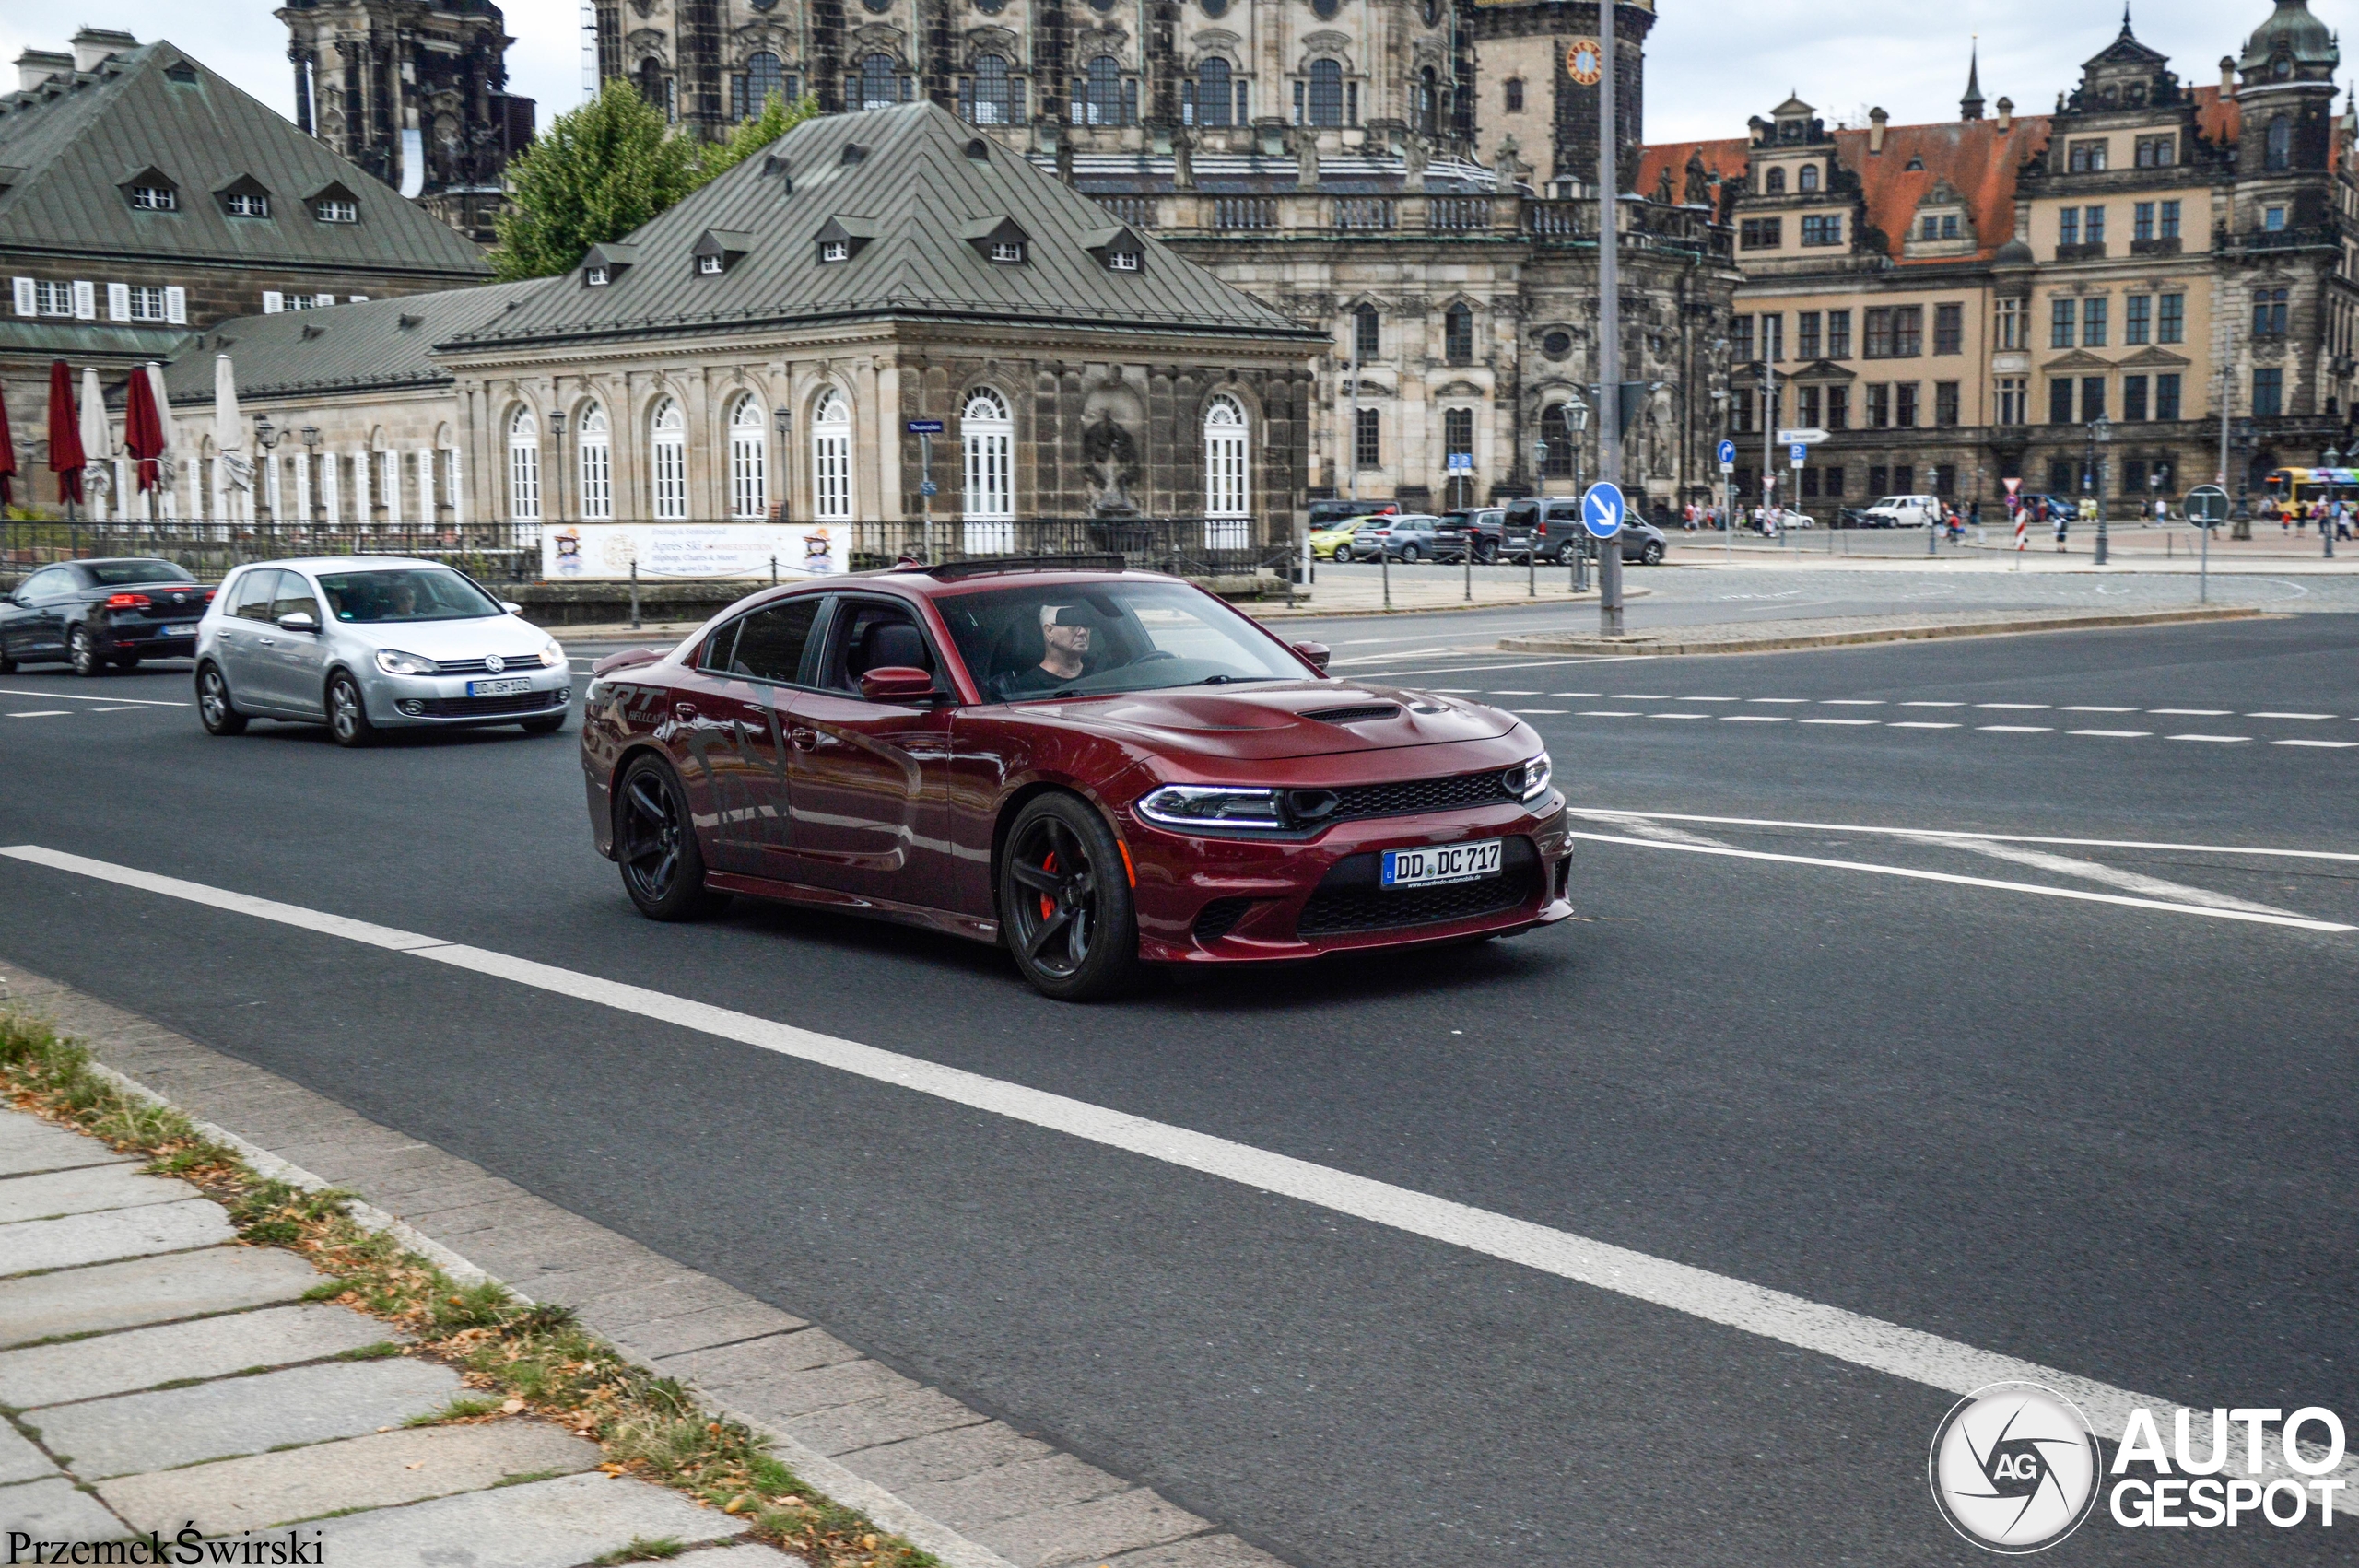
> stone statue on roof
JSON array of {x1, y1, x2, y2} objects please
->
[
  {"x1": 1652, "y1": 162, "x2": 1674, "y2": 205},
  {"x1": 1684, "y1": 150, "x2": 1711, "y2": 206}
]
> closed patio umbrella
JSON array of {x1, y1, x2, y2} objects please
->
[
  {"x1": 46, "y1": 360, "x2": 83, "y2": 508},
  {"x1": 0, "y1": 382, "x2": 17, "y2": 508},
  {"x1": 80, "y1": 365, "x2": 112, "y2": 517},
  {"x1": 144, "y1": 363, "x2": 181, "y2": 516},
  {"x1": 124, "y1": 366, "x2": 164, "y2": 497},
  {"x1": 213, "y1": 353, "x2": 252, "y2": 521}
]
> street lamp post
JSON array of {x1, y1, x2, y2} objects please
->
[
  {"x1": 1568, "y1": 396, "x2": 1591, "y2": 593},
  {"x1": 773, "y1": 405, "x2": 792, "y2": 525},
  {"x1": 2089, "y1": 415, "x2": 2112, "y2": 565},
  {"x1": 2232, "y1": 419, "x2": 2255, "y2": 538},
  {"x1": 299, "y1": 427, "x2": 320, "y2": 530},
  {"x1": 547, "y1": 407, "x2": 566, "y2": 525},
  {"x1": 2324, "y1": 444, "x2": 2342, "y2": 559}
]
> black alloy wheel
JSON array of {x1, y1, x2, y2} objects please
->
[
  {"x1": 616, "y1": 755, "x2": 729, "y2": 920},
  {"x1": 1554, "y1": 539, "x2": 1581, "y2": 566},
  {"x1": 1399, "y1": 542, "x2": 1422, "y2": 564},
  {"x1": 67, "y1": 626, "x2": 100, "y2": 677},
  {"x1": 1474, "y1": 539, "x2": 1497, "y2": 565},
  {"x1": 1000, "y1": 793, "x2": 1140, "y2": 1001},
  {"x1": 195, "y1": 663, "x2": 247, "y2": 735},
  {"x1": 326, "y1": 672, "x2": 376, "y2": 747}
]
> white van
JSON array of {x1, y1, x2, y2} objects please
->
[{"x1": 1862, "y1": 495, "x2": 1942, "y2": 528}]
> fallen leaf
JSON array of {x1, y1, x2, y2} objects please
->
[
  {"x1": 500, "y1": 1398, "x2": 525, "y2": 1414},
  {"x1": 405, "y1": 1462, "x2": 425, "y2": 1470}
]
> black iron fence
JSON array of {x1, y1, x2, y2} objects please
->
[{"x1": 1, "y1": 517, "x2": 1289, "y2": 588}]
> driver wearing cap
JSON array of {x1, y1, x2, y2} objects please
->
[{"x1": 992, "y1": 603, "x2": 1096, "y2": 701}]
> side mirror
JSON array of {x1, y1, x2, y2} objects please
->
[
  {"x1": 276, "y1": 611, "x2": 320, "y2": 633},
  {"x1": 859, "y1": 665, "x2": 942, "y2": 704},
  {"x1": 500, "y1": 601, "x2": 524, "y2": 616},
  {"x1": 1293, "y1": 640, "x2": 1331, "y2": 671}
]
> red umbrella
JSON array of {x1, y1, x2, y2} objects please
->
[
  {"x1": 123, "y1": 366, "x2": 164, "y2": 494},
  {"x1": 0, "y1": 380, "x2": 16, "y2": 508},
  {"x1": 46, "y1": 360, "x2": 83, "y2": 506}
]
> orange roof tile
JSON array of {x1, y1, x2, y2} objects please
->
[
  {"x1": 1635, "y1": 137, "x2": 1750, "y2": 204},
  {"x1": 2194, "y1": 84, "x2": 2242, "y2": 147},
  {"x1": 1834, "y1": 116, "x2": 2050, "y2": 263}
]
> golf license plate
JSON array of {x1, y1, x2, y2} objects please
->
[
  {"x1": 158, "y1": 624, "x2": 195, "y2": 637},
  {"x1": 468, "y1": 677, "x2": 532, "y2": 696},
  {"x1": 1381, "y1": 839, "x2": 1503, "y2": 889}
]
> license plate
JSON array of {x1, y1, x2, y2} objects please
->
[
  {"x1": 158, "y1": 624, "x2": 194, "y2": 637},
  {"x1": 468, "y1": 677, "x2": 532, "y2": 696},
  {"x1": 1381, "y1": 839, "x2": 1504, "y2": 889}
]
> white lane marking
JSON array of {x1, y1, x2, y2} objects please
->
[
  {"x1": 1977, "y1": 725, "x2": 2051, "y2": 733},
  {"x1": 1977, "y1": 704, "x2": 2048, "y2": 710},
  {"x1": 6, "y1": 711, "x2": 71, "y2": 719},
  {"x1": 1745, "y1": 697, "x2": 1809, "y2": 705},
  {"x1": 1674, "y1": 696, "x2": 1740, "y2": 703},
  {"x1": 2248, "y1": 712, "x2": 2334, "y2": 720},
  {"x1": 2071, "y1": 730, "x2": 2153, "y2": 738},
  {"x1": 2152, "y1": 708, "x2": 2231, "y2": 716},
  {"x1": 1887, "y1": 834, "x2": 2310, "y2": 920},
  {"x1": 1556, "y1": 830, "x2": 2353, "y2": 932},
  {"x1": 1563, "y1": 811, "x2": 2359, "y2": 864},
  {"x1": 1818, "y1": 700, "x2": 1884, "y2": 707},
  {"x1": 1488, "y1": 690, "x2": 1543, "y2": 696},
  {"x1": 1426, "y1": 688, "x2": 1479, "y2": 693},
  {"x1": 1549, "y1": 692, "x2": 1602, "y2": 697},
  {"x1": 1566, "y1": 810, "x2": 1728, "y2": 848},
  {"x1": 1899, "y1": 701, "x2": 1964, "y2": 708},
  {"x1": 2168, "y1": 734, "x2": 2251, "y2": 743},
  {"x1": 2061, "y1": 706, "x2": 2138, "y2": 713},
  {"x1": 1330, "y1": 648, "x2": 1458, "y2": 667},
  {"x1": 6, "y1": 842, "x2": 2305, "y2": 1462},
  {"x1": 1801, "y1": 719, "x2": 1879, "y2": 726},
  {"x1": 1510, "y1": 708, "x2": 1568, "y2": 716},
  {"x1": 1648, "y1": 713, "x2": 1710, "y2": 720},
  {"x1": 1889, "y1": 721, "x2": 1960, "y2": 730},
  {"x1": 1578, "y1": 710, "x2": 1643, "y2": 718},
  {"x1": 1611, "y1": 693, "x2": 1672, "y2": 700},
  {"x1": 1721, "y1": 715, "x2": 1790, "y2": 723},
  {"x1": 2275, "y1": 739, "x2": 2359, "y2": 749},
  {"x1": 87, "y1": 707, "x2": 145, "y2": 713},
  {"x1": 0, "y1": 688, "x2": 188, "y2": 708}
]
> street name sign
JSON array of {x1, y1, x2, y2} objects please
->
[
  {"x1": 906, "y1": 420, "x2": 945, "y2": 434},
  {"x1": 1776, "y1": 427, "x2": 1831, "y2": 446}
]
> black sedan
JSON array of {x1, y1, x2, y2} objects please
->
[{"x1": 0, "y1": 558, "x2": 215, "y2": 675}]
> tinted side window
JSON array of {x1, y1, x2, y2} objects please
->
[
  {"x1": 230, "y1": 570, "x2": 283, "y2": 621},
  {"x1": 1504, "y1": 501, "x2": 1538, "y2": 529},
  {"x1": 18, "y1": 568, "x2": 72, "y2": 600},
  {"x1": 728, "y1": 597, "x2": 824, "y2": 684},
  {"x1": 822, "y1": 600, "x2": 934, "y2": 695}
]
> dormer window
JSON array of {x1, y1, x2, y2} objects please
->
[
  {"x1": 962, "y1": 215, "x2": 1032, "y2": 265},
  {"x1": 990, "y1": 240, "x2": 1025, "y2": 263},
  {"x1": 227, "y1": 193, "x2": 268, "y2": 216},
  {"x1": 1084, "y1": 221, "x2": 1147, "y2": 274},
  {"x1": 164, "y1": 63, "x2": 196, "y2": 84},
  {"x1": 691, "y1": 228, "x2": 754, "y2": 276},
  {"x1": 586, "y1": 265, "x2": 610, "y2": 286},
  {"x1": 315, "y1": 197, "x2": 358, "y2": 222},
  {"x1": 820, "y1": 240, "x2": 850, "y2": 263},
  {"x1": 129, "y1": 182, "x2": 175, "y2": 211},
  {"x1": 217, "y1": 175, "x2": 273, "y2": 219},
  {"x1": 1905, "y1": 157, "x2": 1925, "y2": 171},
  {"x1": 1108, "y1": 250, "x2": 1140, "y2": 271},
  {"x1": 581, "y1": 241, "x2": 639, "y2": 284},
  {"x1": 698, "y1": 254, "x2": 723, "y2": 275}
]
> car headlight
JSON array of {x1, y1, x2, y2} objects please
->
[
  {"x1": 538, "y1": 642, "x2": 564, "y2": 668},
  {"x1": 1136, "y1": 785, "x2": 1285, "y2": 831},
  {"x1": 1507, "y1": 752, "x2": 1553, "y2": 803},
  {"x1": 375, "y1": 649, "x2": 440, "y2": 676}
]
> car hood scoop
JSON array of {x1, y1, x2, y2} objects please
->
[{"x1": 1065, "y1": 683, "x2": 1515, "y2": 760}]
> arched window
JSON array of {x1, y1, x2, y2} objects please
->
[
  {"x1": 961, "y1": 388, "x2": 1014, "y2": 547},
  {"x1": 1444, "y1": 302, "x2": 1474, "y2": 365},
  {"x1": 650, "y1": 398, "x2": 687, "y2": 521},
  {"x1": 1352, "y1": 302, "x2": 1379, "y2": 359},
  {"x1": 2267, "y1": 115, "x2": 2293, "y2": 171},
  {"x1": 1416, "y1": 67, "x2": 1437, "y2": 135},
  {"x1": 1307, "y1": 59, "x2": 1344, "y2": 128},
  {"x1": 966, "y1": 54, "x2": 1014, "y2": 124},
  {"x1": 1084, "y1": 56, "x2": 1125, "y2": 125},
  {"x1": 1203, "y1": 394, "x2": 1249, "y2": 547},
  {"x1": 577, "y1": 403, "x2": 612, "y2": 520},
  {"x1": 860, "y1": 53, "x2": 899, "y2": 111},
  {"x1": 1197, "y1": 57, "x2": 1233, "y2": 127},
  {"x1": 1798, "y1": 162, "x2": 1819, "y2": 193},
  {"x1": 812, "y1": 391, "x2": 851, "y2": 522},
  {"x1": 1539, "y1": 404, "x2": 1575, "y2": 478},
  {"x1": 728, "y1": 396, "x2": 767, "y2": 521},
  {"x1": 506, "y1": 406, "x2": 541, "y2": 522},
  {"x1": 636, "y1": 59, "x2": 670, "y2": 120},
  {"x1": 1504, "y1": 77, "x2": 1523, "y2": 113},
  {"x1": 1766, "y1": 166, "x2": 1787, "y2": 195},
  {"x1": 741, "y1": 52, "x2": 783, "y2": 119}
]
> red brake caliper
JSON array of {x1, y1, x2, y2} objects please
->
[{"x1": 1039, "y1": 851, "x2": 1058, "y2": 920}]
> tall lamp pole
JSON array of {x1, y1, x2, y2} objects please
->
[
  {"x1": 2090, "y1": 415, "x2": 2111, "y2": 565},
  {"x1": 1595, "y1": 0, "x2": 1623, "y2": 637}
]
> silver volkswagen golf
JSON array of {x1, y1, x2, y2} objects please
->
[{"x1": 194, "y1": 557, "x2": 571, "y2": 746}]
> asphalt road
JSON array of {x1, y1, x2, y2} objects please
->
[{"x1": 1, "y1": 609, "x2": 2353, "y2": 1565}]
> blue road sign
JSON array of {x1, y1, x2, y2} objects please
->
[
  {"x1": 907, "y1": 419, "x2": 945, "y2": 434},
  {"x1": 1790, "y1": 443, "x2": 1808, "y2": 465},
  {"x1": 1716, "y1": 439, "x2": 1737, "y2": 468},
  {"x1": 1447, "y1": 452, "x2": 1473, "y2": 473},
  {"x1": 919, "y1": 480, "x2": 939, "y2": 497},
  {"x1": 1581, "y1": 481, "x2": 1625, "y2": 540}
]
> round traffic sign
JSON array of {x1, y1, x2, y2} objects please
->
[
  {"x1": 2184, "y1": 484, "x2": 2229, "y2": 523},
  {"x1": 1581, "y1": 481, "x2": 1625, "y2": 540},
  {"x1": 1716, "y1": 439, "x2": 1737, "y2": 469}
]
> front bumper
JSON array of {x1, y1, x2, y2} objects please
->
[
  {"x1": 1127, "y1": 794, "x2": 1573, "y2": 965},
  {"x1": 362, "y1": 666, "x2": 572, "y2": 728}
]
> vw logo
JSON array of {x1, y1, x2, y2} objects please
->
[
  {"x1": 1929, "y1": 1382, "x2": 2101, "y2": 1553},
  {"x1": 484, "y1": 655, "x2": 505, "y2": 673}
]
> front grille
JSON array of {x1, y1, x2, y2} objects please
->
[
  {"x1": 1300, "y1": 705, "x2": 1401, "y2": 726},
  {"x1": 415, "y1": 690, "x2": 564, "y2": 718},
  {"x1": 1296, "y1": 839, "x2": 1542, "y2": 936},
  {"x1": 1191, "y1": 898, "x2": 1255, "y2": 945},
  {"x1": 1292, "y1": 769, "x2": 1515, "y2": 825},
  {"x1": 434, "y1": 656, "x2": 542, "y2": 676}
]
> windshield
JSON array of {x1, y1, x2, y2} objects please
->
[
  {"x1": 938, "y1": 580, "x2": 1312, "y2": 704},
  {"x1": 317, "y1": 568, "x2": 503, "y2": 624},
  {"x1": 83, "y1": 559, "x2": 194, "y2": 587}
]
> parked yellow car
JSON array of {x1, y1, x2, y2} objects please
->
[{"x1": 1309, "y1": 521, "x2": 1361, "y2": 560}]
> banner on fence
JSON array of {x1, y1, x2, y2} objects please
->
[{"x1": 542, "y1": 524, "x2": 843, "y2": 581}]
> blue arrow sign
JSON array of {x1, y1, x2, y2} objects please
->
[
  {"x1": 1716, "y1": 439, "x2": 1737, "y2": 468},
  {"x1": 1581, "y1": 481, "x2": 1625, "y2": 540}
]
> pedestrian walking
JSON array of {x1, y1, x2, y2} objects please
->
[{"x1": 2054, "y1": 500, "x2": 2070, "y2": 552}]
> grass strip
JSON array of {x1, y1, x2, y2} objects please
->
[{"x1": 0, "y1": 1010, "x2": 939, "y2": 1568}]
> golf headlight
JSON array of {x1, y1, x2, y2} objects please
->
[
  {"x1": 537, "y1": 642, "x2": 564, "y2": 668},
  {"x1": 375, "y1": 649, "x2": 440, "y2": 676},
  {"x1": 1508, "y1": 752, "x2": 1553, "y2": 803},
  {"x1": 1136, "y1": 785, "x2": 1285, "y2": 831}
]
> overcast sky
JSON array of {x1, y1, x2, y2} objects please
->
[{"x1": 2, "y1": 0, "x2": 2339, "y2": 146}]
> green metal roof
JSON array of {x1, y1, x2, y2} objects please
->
[
  {"x1": 158, "y1": 279, "x2": 548, "y2": 404},
  {"x1": 446, "y1": 101, "x2": 1320, "y2": 352},
  {"x1": 0, "y1": 41, "x2": 491, "y2": 279}
]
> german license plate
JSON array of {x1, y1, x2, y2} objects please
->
[
  {"x1": 159, "y1": 624, "x2": 194, "y2": 637},
  {"x1": 468, "y1": 677, "x2": 531, "y2": 696},
  {"x1": 1381, "y1": 839, "x2": 1503, "y2": 889}
]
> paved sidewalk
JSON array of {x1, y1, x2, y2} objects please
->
[
  {"x1": 0, "y1": 965, "x2": 1288, "y2": 1568},
  {"x1": 0, "y1": 1102, "x2": 792, "y2": 1568}
]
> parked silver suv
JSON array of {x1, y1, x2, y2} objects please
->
[{"x1": 194, "y1": 557, "x2": 570, "y2": 746}]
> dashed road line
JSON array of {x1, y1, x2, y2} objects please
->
[
  {"x1": 1890, "y1": 721, "x2": 1960, "y2": 730},
  {"x1": 1801, "y1": 719, "x2": 1878, "y2": 726},
  {"x1": 6, "y1": 711, "x2": 70, "y2": 719},
  {"x1": 2274, "y1": 739, "x2": 2359, "y2": 749},
  {"x1": 1574, "y1": 810, "x2": 2359, "y2": 863},
  {"x1": 1977, "y1": 704, "x2": 2048, "y2": 710},
  {"x1": 1978, "y1": 725, "x2": 2051, "y2": 733},
  {"x1": 1579, "y1": 710, "x2": 1643, "y2": 718},
  {"x1": 2071, "y1": 730, "x2": 2152, "y2": 738},
  {"x1": 2248, "y1": 712, "x2": 2334, "y2": 720},
  {"x1": 2062, "y1": 706, "x2": 2138, "y2": 713},
  {"x1": 0, "y1": 688, "x2": 188, "y2": 708},
  {"x1": 1722, "y1": 715, "x2": 1790, "y2": 722},
  {"x1": 2152, "y1": 708, "x2": 2232, "y2": 716},
  {"x1": 2168, "y1": 734, "x2": 2251, "y2": 743}
]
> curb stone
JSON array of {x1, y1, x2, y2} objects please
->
[{"x1": 1497, "y1": 603, "x2": 2265, "y2": 656}]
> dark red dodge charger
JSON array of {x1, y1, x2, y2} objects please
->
[{"x1": 581, "y1": 558, "x2": 1570, "y2": 1000}]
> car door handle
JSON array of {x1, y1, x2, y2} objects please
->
[
  {"x1": 257, "y1": 637, "x2": 277, "y2": 648},
  {"x1": 788, "y1": 726, "x2": 818, "y2": 750}
]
